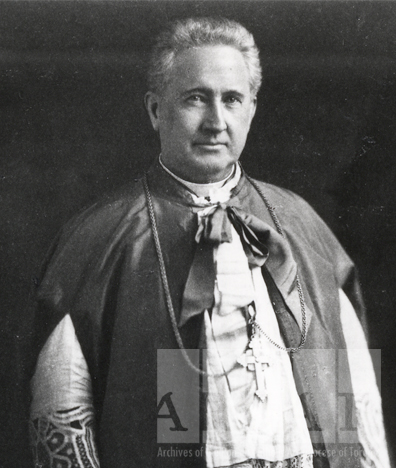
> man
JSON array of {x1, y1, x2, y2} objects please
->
[{"x1": 29, "y1": 17, "x2": 389, "y2": 468}]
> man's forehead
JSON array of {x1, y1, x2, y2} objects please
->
[{"x1": 165, "y1": 45, "x2": 251, "y2": 95}]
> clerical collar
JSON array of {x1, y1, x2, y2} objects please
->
[{"x1": 159, "y1": 156, "x2": 241, "y2": 204}]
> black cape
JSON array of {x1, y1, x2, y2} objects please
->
[{"x1": 31, "y1": 161, "x2": 365, "y2": 468}]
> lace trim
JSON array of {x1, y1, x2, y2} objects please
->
[
  {"x1": 30, "y1": 405, "x2": 100, "y2": 468},
  {"x1": 220, "y1": 454, "x2": 313, "y2": 468}
]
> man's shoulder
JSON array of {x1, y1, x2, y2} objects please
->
[
  {"x1": 247, "y1": 177, "x2": 317, "y2": 219},
  {"x1": 56, "y1": 178, "x2": 147, "y2": 251},
  {"x1": 247, "y1": 176, "x2": 356, "y2": 289},
  {"x1": 246, "y1": 176, "x2": 341, "y2": 251}
]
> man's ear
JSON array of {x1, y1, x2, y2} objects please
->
[{"x1": 144, "y1": 91, "x2": 161, "y2": 132}]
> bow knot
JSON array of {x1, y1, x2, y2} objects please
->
[
  {"x1": 179, "y1": 204, "x2": 271, "y2": 327},
  {"x1": 195, "y1": 204, "x2": 232, "y2": 245},
  {"x1": 195, "y1": 204, "x2": 269, "y2": 268}
]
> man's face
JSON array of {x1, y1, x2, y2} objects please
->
[{"x1": 145, "y1": 45, "x2": 257, "y2": 183}]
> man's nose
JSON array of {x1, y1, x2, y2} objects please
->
[{"x1": 202, "y1": 102, "x2": 227, "y2": 132}]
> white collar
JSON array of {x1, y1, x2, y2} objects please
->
[{"x1": 159, "y1": 156, "x2": 241, "y2": 205}]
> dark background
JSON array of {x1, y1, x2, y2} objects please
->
[{"x1": 1, "y1": 1, "x2": 396, "y2": 466}]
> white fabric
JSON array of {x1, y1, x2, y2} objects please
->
[
  {"x1": 30, "y1": 314, "x2": 93, "y2": 418},
  {"x1": 204, "y1": 223, "x2": 313, "y2": 468},
  {"x1": 339, "y1": 290, "x2": 391, "y2": 468}
]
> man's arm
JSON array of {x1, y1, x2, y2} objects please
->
[{"x1": 30, "y1": 314, "x2": 100, "y2": 468}]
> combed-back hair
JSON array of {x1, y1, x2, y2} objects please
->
[{"x1": 147, "y1": 17, "x2": 262, "y2": 96}]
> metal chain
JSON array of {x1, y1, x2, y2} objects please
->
[
  {"x1": 143, "y1": 172, "x2": 307, "y2": 379},
  {"x1": 143, "y1": 174, "x2": 212, "y2": 375},
  {"x1": 245, "y1": 175, "x2": 307, "y2": 353}
]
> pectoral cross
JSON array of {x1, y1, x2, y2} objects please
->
[{"x1": 237, "y1": 338, "x2": 271, "y2": 402}]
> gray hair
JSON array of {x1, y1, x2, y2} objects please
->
[{"x1": 147, "y1": 17, "x2": 262, "y2": 96}]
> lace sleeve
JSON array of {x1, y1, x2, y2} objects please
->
[
  {"x1": 30, "y1": 406, "x2": 99, "y2": 468},
  {"x1": 30, "y1": 314, "x2": 100, "y2": 468},
  {"x1": 339, "y1": 289, "x2": 391, "y2": 468}
]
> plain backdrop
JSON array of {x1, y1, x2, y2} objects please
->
[{"x1": 1, "y1": 1, "x2": 396, "y2": 466}]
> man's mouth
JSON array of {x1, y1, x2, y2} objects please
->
[{"x1": 194, "y1": 142, "x2": 227, "y2": 147}]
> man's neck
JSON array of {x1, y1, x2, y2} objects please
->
[{"x1": 159, "y1": 156, "x2": 240, "y2": 201}]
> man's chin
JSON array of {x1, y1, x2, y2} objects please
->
[{"x1": 163, "y1": 150, "x2": 237, "y2": 183}]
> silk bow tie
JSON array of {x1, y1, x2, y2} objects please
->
[{"x1": 179, "y1": 204, "x2": 270, "y2": 327}]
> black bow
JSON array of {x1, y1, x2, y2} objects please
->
[{"x1": 179, "y1": 204, "x2": 271, "y2": 327}]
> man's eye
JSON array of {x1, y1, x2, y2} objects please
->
[
  {"x1": 188, "y1": 95, "x2": 204, "y2": 103},
  {"x1": 224, "y1": 96, "x2": 241, "y2": 105}
]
